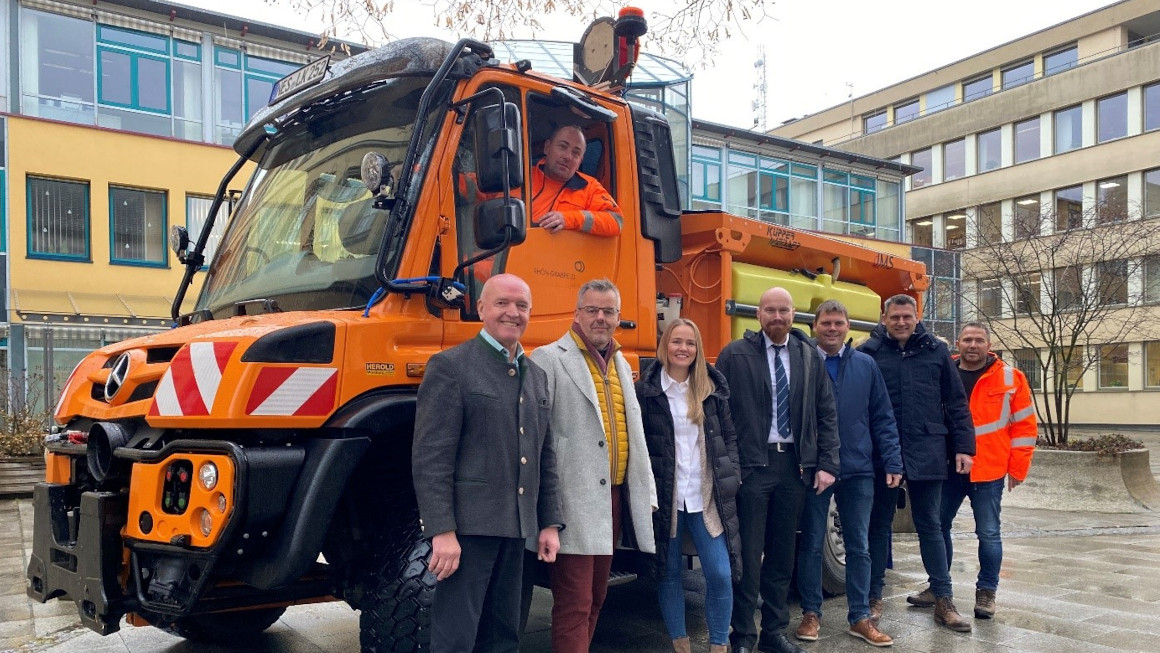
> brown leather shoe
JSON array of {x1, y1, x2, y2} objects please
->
[
  {"x1": 848, "y1": 618, "x2": 893, "y2": 647},
  {"x1": 672, "y1": 637, "x2": 692, "y2": 653},
  {"x1": 795, "y1": 612, "x2": 820, "y2": 641},
  {"x1": 709, "y1": 646, "x2": 729, "y2": 653},
  {"x1": 974, "y1": 588, "x2": 996, "y2": 619},
  {"x1": 869, "y1": 598, "x2": 884, "y2": 623},
  {"x1": 906, "y1": 586, "x2": 935, "y2": 607},
  {"x1": 934, "y1": 596, "x2": 972, "y2": 632}
]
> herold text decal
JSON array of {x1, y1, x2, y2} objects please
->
[{"x1": 365, "y1": 362, "x2": 396, "y2": 376}]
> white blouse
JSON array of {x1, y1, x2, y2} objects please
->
[{"x1": 661, "y1": 369, "x2": 704, "y2": 513}]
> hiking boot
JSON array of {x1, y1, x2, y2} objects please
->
[
  {"x1": 672, "y1": 637, "x2": 692, "y2": 653},
  {"x1": 906, "y1": 586, "x2": 936, "y2": 607},
  {"x1": 934, "y1": 596, "x2": 972, "y2": 632},
  {"x1": 869, "y1": 598, "x2": 884, "y2": 624},
  {"x1": 974, "y1": 588, "x2": 996, "y2": 619},
  {"x1": 795, "y1": 612, "x2": 820, "y2": 641},
  {"x1": 848, "y1": 618, "x2": 893, "y2": 647}
]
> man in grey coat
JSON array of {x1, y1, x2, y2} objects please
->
[
  {"x1": 413, "y1": 273, "x2": 562, "y2": 653},
  {"x1": 531, "y1": 278, "x2": 657, "y2": 653}
]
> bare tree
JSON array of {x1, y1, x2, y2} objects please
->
[
  {"x1": 0, "y1": 370, "x2": 52, "y2": 457},
  {"x1": 957, "y1": 206, "x2": 1160, "y2": 446},
  {"x1": 265, "y1": 0, "x2": 771, "y2": 63}
]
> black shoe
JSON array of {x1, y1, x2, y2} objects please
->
[{"x1": 763, "y1": 633, "x2": 807, "y2": 653}]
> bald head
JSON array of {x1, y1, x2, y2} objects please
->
[
  {"x1": 758, "y1": 287, "x2": 794, "y2": 343},
  {"x1": 478, "y1": 274, "x2": 532, "y2": 352}
]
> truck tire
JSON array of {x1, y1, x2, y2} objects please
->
[
  {"x1": 162, "y1": 606, "x2": 286, "y2": 641},
  {"x1": 359, "y1": 512, "x2": 435, "y2": 653},
  {"x1": 821, "y1": 494, "x2": 847, "y2": 596}
]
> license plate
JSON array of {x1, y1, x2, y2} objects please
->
[{"x1": 270, "y1": 55, "x2": 330, "y2": 105}]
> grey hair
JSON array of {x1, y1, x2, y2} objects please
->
[
  {"x1": 959, "y1": 321, "x2": 991, "y2": 339},
  {"x1": 814, "y1": 299, "x2": 849, "y2": 321},
  {"x1": 882, "y1": 293, "x2": 917, "y2": 314},
  {"x1": 577, "y1": 278, "x2": 621, "y2": 308}
]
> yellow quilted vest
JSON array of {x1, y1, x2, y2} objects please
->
[{"x1": 571, "y1": 331, "x2": 629, "y2": 485}]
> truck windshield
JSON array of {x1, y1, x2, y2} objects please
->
[{"x1": 196, "y1": 76, "x2": 448, "y2": 319}]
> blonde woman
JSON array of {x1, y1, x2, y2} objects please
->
[{"x1": 636, "y1": 319, "x2": 741, "y2": 653}]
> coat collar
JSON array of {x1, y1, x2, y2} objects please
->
[
  {"x1": 536, "y1": 162, "x2": 589, "y2": 190},
  {"x1": 553, "y1": 332, "x2": 604, "y2": 412}
]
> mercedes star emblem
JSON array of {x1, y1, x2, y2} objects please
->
[{"x1": 104, "y1": 352, "x2": 132, "y2": 403}]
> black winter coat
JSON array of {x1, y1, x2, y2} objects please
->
[
  {"x1": 636, "y1": 361, "x2": 742, "y2": 583},
  {"x1": 858, "y1": 322, "x2": 975, "y2": 480}
]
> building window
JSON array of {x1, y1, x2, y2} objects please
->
[
  {"x1": 1146, "y1": 168, "x2": 1160, "y2": 218},
  {"x1": 1098, "y1": 344, "x2": 1129, "y2": 389},
  {"x1": 726, "y1": 151, "x2": 791, "y2": 223},
  {"x1": 96, "y1": 26, "x2": 173, "y2": 137},
  {"x1": 943, "y1": 139, "x2": 965, "y2": 181},
  {"x1": 1144, "y1": 255, "x2": 1160, "y2": 304},
  {"x1": 1014, "y1": 349, "x2": 1042, "y2": 391},
  {"x1": 20, "y1": 9, "x2": 96, "y2": 123},
  {"x1": 977, "y1": 278, "x2": 1002, "y2": 317},
  {"x1": 1001, "y1": 61, "x2": 1034, "y2": 90},
  {"x1": 1055, "y1": 185, "x2": 1083, "y2": 231},
  {"x1": 789, "y1": 163, "x2": 818, "y2": 230},
  {"x1": 186, "y1": 195, "x2": 228, "y2": 266},
  {"x1": 1054, "y1": 266, "x2": 1082, "y2": 311},
  {"x1": 1097, "y1": 175, "x2": 1128, "y2": 223},
  {"x1": 1016, "y1": 272, "x2": 1041, "y2": 315},
  {"x1": 214, "y1": 49, "x2": 301, "y2": 145},
  {"x1": 944, "y1": 211, "x2": 966, "y2": 249},
  {"x1": 1146, "y1": 341, "x2": 1160, "y2": 388},
  {"x1": 976, "y1": 202, "x2": 1002, "y2": 244},
  {"x1": 1062, "y1": 345, "x2": 1085, "y2": 390},
  {"x1": 110, "y1": 186, "x2": 167, "y2": 266},
  {"x1": 925, "y1": 84, "x2": 956, "y2": 114},
  {"x1": 963, "y1": 76, "x2": 993, "y2": 103},
  {"x1": 1097, "y1": 259, "x2": 1129, "y2": 306},
  {"x1": 910, "y1": 218, "x2": 933, "y2": 247},
  {"x1": 876, "y1": 180, "x2": 901, "y2": 241},
  {"x1": 1044, "y1": 46, "x2": 1078, "y2": 75},
  {"x1": 690, "y1": 145, "x2": 722, "y2": 210},
  {"x1": 1146, "y1": 83, "x2": 1160, "y2": 132},
  {"x1": 1054, "y1": 105, "x2": 1082, "y2": 154},
  {"x1": 894, "y1": 98, "x2": 920, "y2": 125},
  {"x1": 28, "y1": 176, "x2": 90, "y2": 260},
  {"x1": 911, "y1": 148, "x2": 932, "y2": 188},
  {"x1": 1014, "y1": 117, "x2": 1040, "y2": 163},
  {"x1": 1014, "y1": 195, "x2": 1041, "y2": 239},
  {"x1": 977, "y1": 128, "x2": 1001, "y2": 173},
  {"x1": 1097, "y1": 92, "x2": 1128, "y2": 143},
  {"x1": 864, "y1": 111, "x2": 886, "y2": 135}
]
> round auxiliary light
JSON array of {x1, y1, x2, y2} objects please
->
[
  {"x1": 216, "y1": 493, "x2": 227, "y2": 514},
  {"x1": 198, "y1": 462, "x2": 218, "y2": 491},
  {"x1": 199, "y1": 508, "x2": 213, "y2": 537}
]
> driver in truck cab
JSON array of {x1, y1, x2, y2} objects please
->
[{"x1": 533, "y1": 125, "x2": 623, "y2": 236}]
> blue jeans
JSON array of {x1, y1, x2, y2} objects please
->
[
  {"x1": 657, "y1": 510, "x2": 733, "y2": 645},
  {"x1": 941, "y1": 474, "x2": 1004, "y2": 591},
  {"x1": 908, "y1": 479, "x2": 953, "y2": 598},
  {"x1": 797, "y1": 476, "x2": 874, "y2": 624},
  {"x1": 868, "y1": 475, "x2": 899, "y2": 601}
]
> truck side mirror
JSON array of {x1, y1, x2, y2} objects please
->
[
  {"x1": 473, "y1": 102, "x2": 523, "y2": 193},
  {"x1": 474, "y1": 197, "x2": 527, "y2": 250}
]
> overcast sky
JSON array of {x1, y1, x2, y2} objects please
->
[{"x1": 191, "y1": 0, "x2": 1117, "y2": 129}]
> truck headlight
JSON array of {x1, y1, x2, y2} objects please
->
[
  {"x1": 198, "y1": 508, "x2": 213, "y2": 536},
  {"x1": 199, "y1": 462, "x2": 218, "y2": 490}
]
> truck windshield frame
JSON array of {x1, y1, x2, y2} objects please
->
[{"x1": 194, "y1": 76, "x2": 451, "y2": 319}]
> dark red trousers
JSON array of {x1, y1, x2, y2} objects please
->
[{"x1": 548, "y1": 486, "x2": 623, "y2": 653}]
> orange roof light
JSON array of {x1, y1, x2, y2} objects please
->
[{"x1": 619, "y1": 6, "x2": 645, "y2": 17}]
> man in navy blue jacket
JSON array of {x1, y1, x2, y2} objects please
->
[
  {"x1": 795, "y1": 299, "x2": 903, "y2": 648},
  {"x1": 859, "y1": 294, "x2": 975, "y2": 633}
]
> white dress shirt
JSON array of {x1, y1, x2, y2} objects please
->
[
  {"x1": 763, "y1": 331, "x2": 793, "y2": 444},
  {"x1": 661, "y1": 369, "x2": 704, "y2": 513}
]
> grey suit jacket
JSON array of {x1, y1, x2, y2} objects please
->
[{"x1": 412, "y1": 335, "x2": 563, "y2": 539}]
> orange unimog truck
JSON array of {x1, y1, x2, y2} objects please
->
[{"x1": 27, "y1": 11, "x2": 928, "y2": 652}]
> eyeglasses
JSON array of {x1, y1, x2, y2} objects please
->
[{"x1": 579, "y1": 306, "x2": 620, "y2": 318}]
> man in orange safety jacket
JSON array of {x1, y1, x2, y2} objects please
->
[
  {"x1": 533, "y1": 125, "x2": 623, "y2": 236},
  {"x1": 911, "y1": 321, "x2": 1037, "y2": 622}
]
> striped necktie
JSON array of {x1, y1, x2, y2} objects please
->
[{"x1": 773, "y1": 344, "x2": 791, "y2": 439}]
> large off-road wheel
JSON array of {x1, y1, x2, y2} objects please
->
[
  {"x1": 821, "y1": 494, "x2": 847, "y2": 596},
  {"x1": 359, "y1": 512, "x2": 436, "y2": 653},
  {"x1": 162, "y1": 606, "x2": 286, "y2": 641}
]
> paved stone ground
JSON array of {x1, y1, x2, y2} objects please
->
[{"x1": 6, "y1": 427, "x2": 1160, "y2": 653}]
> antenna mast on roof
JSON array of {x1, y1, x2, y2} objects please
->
[{"x1": 752, "y1": 46, "x2": 767, "y2": 132}]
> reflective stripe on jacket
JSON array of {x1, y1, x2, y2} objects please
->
[{"x1": 957, "y1": 353, "x2": 1037, "y2": 483}]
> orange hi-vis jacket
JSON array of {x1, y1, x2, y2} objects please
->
[
  {"x1": 956, "y1": 353, "x2": 1037, "y2": 483},
  {"x1": 530, "y1": 164, "x2": 623, "y2": 236}
]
